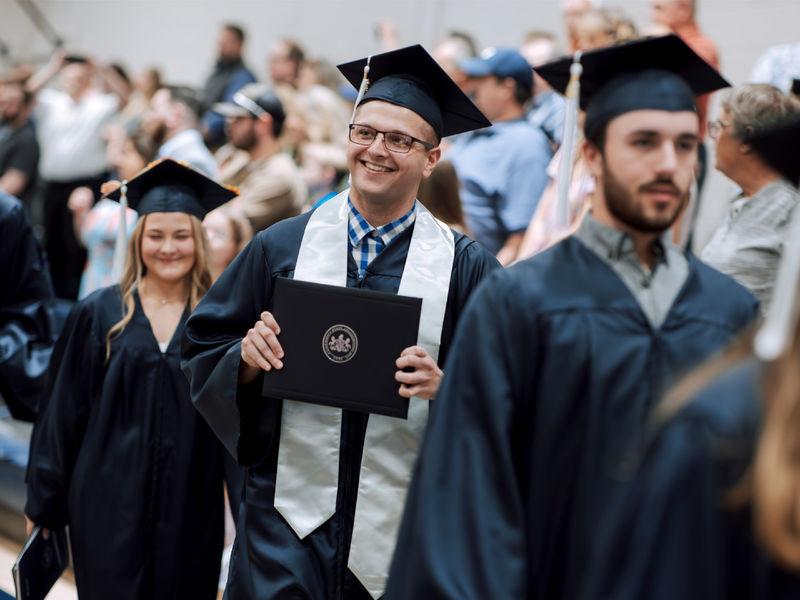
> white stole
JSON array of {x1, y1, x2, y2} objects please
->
[{"x1": 272, "y1": 189, "x2": 455, "y2": 598}]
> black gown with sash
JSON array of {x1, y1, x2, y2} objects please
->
[
  {"x1": 384, "y1": 235, "x2": 759, "y2": 600},
  {"x1": 582, "y1": 358, "x2": 800, "y2": 600},
  {"x1": 26, "y1": 286, "x2": 225, "y2": 600},
  {"x1": 181, "y1": 210, "x2": 499, "y2": 599}
]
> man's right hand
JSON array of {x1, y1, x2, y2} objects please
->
[{"x1": 239, "y1": 311, "x2": 284, "y2": 384}]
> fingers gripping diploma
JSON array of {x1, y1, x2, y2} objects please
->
[
  {"x1": 239, "y1": 311, "x2": 285, "y2": 384},
  {"x1": 395, "y1": 345, "x2": 443, "y2": 400}
]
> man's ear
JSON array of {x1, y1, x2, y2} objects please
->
[
  {"x1": 256, "y1": 113, "x2": 274, "y2": 137},
  {"x1": 422, "y1": 146, "x2": 442, "y2": 178},
  {"x1": 582, "y1": 139, "x2": 604, "y2": 179}
]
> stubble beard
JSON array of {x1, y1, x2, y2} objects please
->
[{"x1": 602, "y1": 162, "x2": 689, "y2": 234}]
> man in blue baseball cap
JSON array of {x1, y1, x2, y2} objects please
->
[{"x1": 447, "y1": 46, "x2": 552, "y2": 264}]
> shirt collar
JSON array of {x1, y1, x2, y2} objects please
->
[
  {"x1": 347, "y1": 197, "x2": 417, "y2": 247},
  {"x1": 576, "y1": 214, "x2": 670, "y2": 266}
]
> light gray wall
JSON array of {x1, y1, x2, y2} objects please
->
[
  {"x1": 1, "y1": 0, "x2": 798, "y2": 246},
  {"x1": 2, "y1": 0, "x2": 797, "y2": 86}
]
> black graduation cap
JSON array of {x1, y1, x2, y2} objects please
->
[
  {"x1": 105, "y1": 158, "x2": 237, "y2": 220},
  {"x1": 535, "y1": 34, "x2": 730, "y2": 140},
  {"x1": 337, "y1": 44, "x2": 490, "y2": 139},
  {"x1": 748, "y1": 116, "x2": 800, "y2": 186}
]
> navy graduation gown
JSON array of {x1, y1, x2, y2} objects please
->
[
  {"x1": 582, "y1": 358, "x2": 800, "y2": 600},
  {"x1": 0, "y1": 192, "x2": 57, "y2": 420},
  {"x1": 26, "y1": 286, "x2": 224, "y2": 600},
  {"x1": 181, "y1": 210, "x2": 500, "y2": 600},
  {"x1": 384, "y1": 235, "x2": 759, "y2": 600}
]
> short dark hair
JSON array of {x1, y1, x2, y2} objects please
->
[
  {"x1": 165, "y1": 85, "x2": 202, "y2": 120},
  {"x1": 224, "y1": 23, "x2": 246, "y2": 44},
  {"x1": 495, "y1": 76, "x2": 532, "y2": 107},
  {"x1": 447, "y1": 31, "x2": 478, "y2": 57},
  {"x1": 283, "y1": 38, "x2": 305, "y2": 65}
]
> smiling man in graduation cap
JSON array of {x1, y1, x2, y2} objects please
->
[
  {"x1": 181, "y1": 45, "x2": 499, "y2": 599},
  {"x1": 385, "y1": 35, "x2": 760, "y2": 600}
]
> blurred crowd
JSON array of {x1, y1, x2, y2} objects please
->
[{"x1": 0, "y1": 0, "x2": 798, "y2": 302}]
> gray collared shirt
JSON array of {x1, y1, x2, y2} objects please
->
[
  {"x1": 575, "y1": 215, "x2": 690, "y2": 329},
  {"x1": 701, "y1": 179, "x2": 799, "y2": 313}
]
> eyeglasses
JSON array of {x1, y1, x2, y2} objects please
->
[
  {"x1": 708, "y1": 119, "x2": 731, "y2": 140},
  {"x1": 348, "y1": 123, "x2": 435, "y2": 154}
]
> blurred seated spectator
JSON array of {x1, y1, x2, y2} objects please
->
[
  {"x1": 432, "y1": 31, "x2": 479, "y2": 92},
  {"x1": 26, "y1": 50, "x2": 128, "y2": 299},
  {"x1": 203, "y1": 205, "x2": 253, "y2": 282},
  {"x1": 68, "y1": 123, "x2": 156, "y2": 298},
  {"x1": 562, "y1": 0, "x2": 600, "y2": 52},
  {"x1": 701, "y1": 84, "x2": 800, "y2": 312},
  {"x1": 749, "y1": 43, "x2": 800, "y2": 94},
  {"x1": 0, "y1": 78, "x2": 39, "y2": 206},
  {"x1": 448, "y1": 47, "x2": 551, "y2": 264},
  {"x1": 120, "y1": 66, "x2": 162, "y2": 123},
  {"x1": 298, "y1": 142, "x2": 347, "y2": 208},
  {"x1": 520, "y1": 31, "x2": 565, "y2": 150},
  {"x1": 417, "y1": 160, "x2": 468, "y2": 233},
  {"x1": 516, "y1": 149, "x2": 595, "y2": 259},
  {"x1": 201, "y1": 23, "x2": 257, "y2": 149},
  {"x1": 147, "y1": 84, "x2": 219, "y2": 177},
  {"x1": 268, "y1": 38, "x2": 305, "y2": 90},
  {"x1": 213, "y1": 83, "x2": 306, "y2": 232}
]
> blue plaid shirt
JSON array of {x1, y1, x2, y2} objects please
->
[{"x1": 347, "y1": 197, "x2": 416, "y2": 278}]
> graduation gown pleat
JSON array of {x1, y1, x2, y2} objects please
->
[
  {"x1": 384, "y1": 236, "x2": 759, "y2": 600},
  {"x1": 181, "y1": 211, "x2": 500, "y2": 600},
  {"x1": 26, "y1": 286, "x2": 224, "y2": 600}
]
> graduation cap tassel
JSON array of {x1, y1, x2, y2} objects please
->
[
  {"x1": 754, "y1": 205, "x2": 800, "y2": 361},
  {"x1": 111, "y1": 181, "x2": 128, "y2": 282},
  {"x1": 349, "y1": 56, "x2": 372, "y2": 125},
  {"x1": 555, "y1": 51, "x2": 582, "y2": 228}
]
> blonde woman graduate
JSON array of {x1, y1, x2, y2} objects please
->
[{"x1": 25, "y1": 159, "x2": 236, "y2": 600}]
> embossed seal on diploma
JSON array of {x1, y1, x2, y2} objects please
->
[{"x1": 322, "y1": 325, "x2": 358, "y2": 363}]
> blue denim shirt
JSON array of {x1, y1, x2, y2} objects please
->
[{"x1": 447, "y1": 119, "x2": 551, "y2": 255}]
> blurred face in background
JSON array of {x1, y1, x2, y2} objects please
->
[
  {"x1": 202, "y1": 209, "x2": 238, "y2": 280},
  {"x1": 651, "y1": 0, "x2": 692, "y2": 30},
  {"x1": 0, "y1": 83, "x2": 26, "y2": 122},
  {"x1": 268, "y1": 41, "x2": 297, "y2": 86},
  {"x1": 226, "y1": 115, "x2": 258, "y2": 151},
  {"x1": 115, "y1": 137, "x2": 148, "y2": 181},
  {"x1": 218, "y1": 28, "x2": 243, "y2": 61},
  {"x1": 61, "y1": 62, "x2": 93, "y2": 99}
]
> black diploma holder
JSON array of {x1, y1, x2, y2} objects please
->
[
  {"x1": 12, "y1": 526, "x2": 70, "y2": 600},
  {"x1": 261, "y1": 278, "x2": 422, "y2": 418}
]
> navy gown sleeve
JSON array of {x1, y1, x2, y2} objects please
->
[
  {"x1": 0, "y1": 193, "x2": 57, "y2": 420},
  {"x1": 386, "y1": 268, "x2": 531, "y2": 599},
  {"x1": 25, "y1": 300, "x2": 101, "y2": 529},
  {"x1": 181, "y1": 236, "x2": 278, "y2": 466}
]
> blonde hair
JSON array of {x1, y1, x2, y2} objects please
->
[
  {"x1": 657, "y1": 317, "x2": 800, "y2": 570},
  {"x1": 105, "y1": 213, "x2": 211, "y2": 360}
]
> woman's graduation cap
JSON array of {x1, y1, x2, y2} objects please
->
[
  {"x1": 752, "y1": 117, "x2": 800, "y2": 361},
  {"x1": 337, "y1": 44, "x2": 491, "y2": 139},
  {"x1": 534, "y1": 34, "x2": 730, "y2": 226},
  {"x1": 104, "y1": 158, "x2": 238, "y2": 277}
]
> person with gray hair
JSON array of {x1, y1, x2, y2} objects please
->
[{"x1": 702, "y1": 84, "x2": 800, "y2": 311}]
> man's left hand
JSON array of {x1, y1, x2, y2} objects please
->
[{"x1": 395, "y1": 346, "x2": 442, "y2": 400}]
